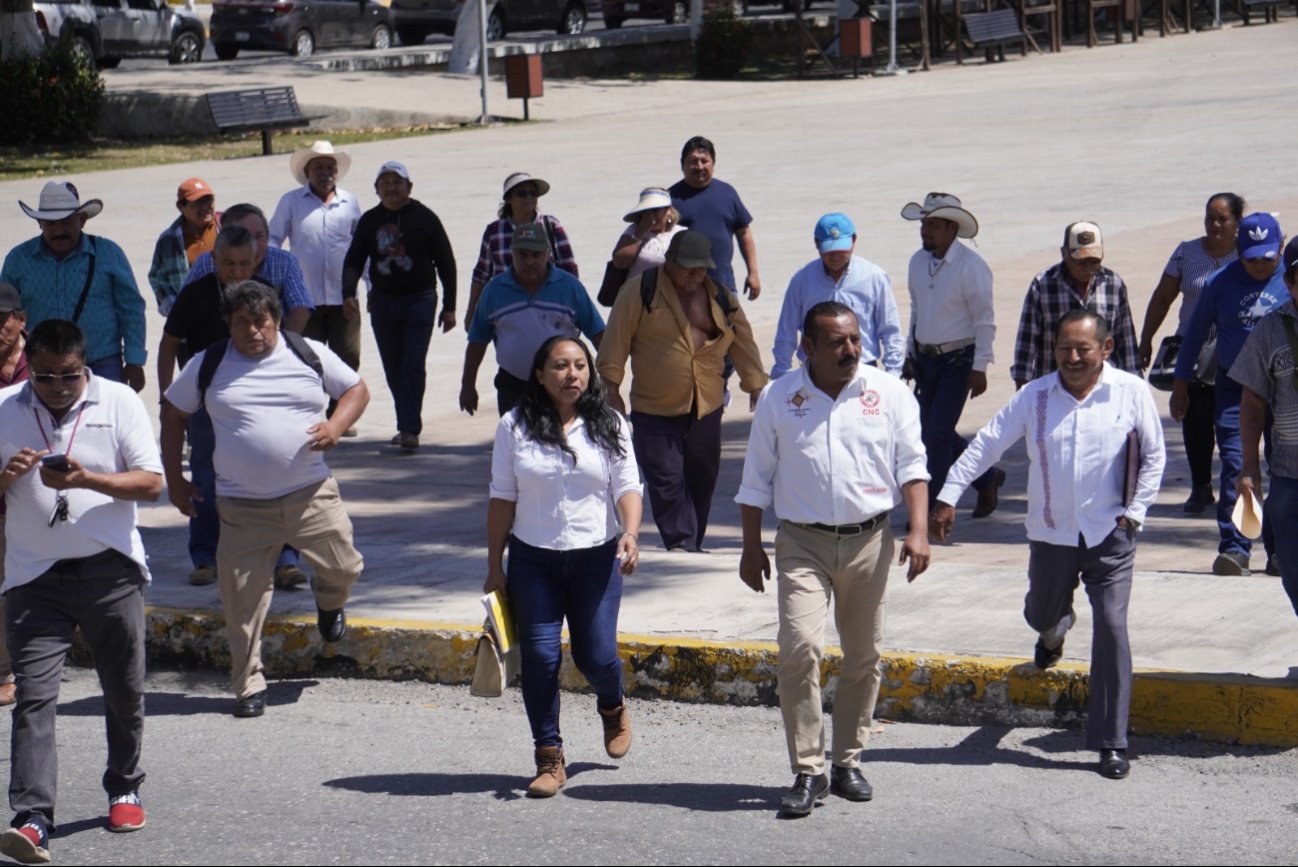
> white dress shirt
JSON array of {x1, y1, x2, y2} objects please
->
[
  {"x1": 0, "y1": 376, "x2": 162, "y2": 591},
  {"x1": 906, "y1": 240, "x2": 996, "y2": 372},
  {"x1": 269, "y1": 184, "x2": 362, "y2": 307},
  {"x1": 490, "y1": 410, "x2": 642, "y2": 550},
  {"x1": 938, "y1": 365, "x2": 1166, "y2": 547},
  {"x1": 735, "y1": 365, "x2": 929, "y2": 524},
  {"x1": 771, "y1": 256, "x2": 905, "y2": 378}
]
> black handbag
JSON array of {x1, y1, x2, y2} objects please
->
[
  {"x1": 597, "y1": 260, "x2": 630, "y2": 307},
  {"x1": 1148, "y1": 333, "x2": 1217, "y2": 391}
]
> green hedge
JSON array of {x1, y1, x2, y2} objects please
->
[
  {"x1": 694, "y1": 7, "x2": 753, "y2": 80},
  {"x1": 0, "y1": 40, "x2": 104, "y2": 144}
]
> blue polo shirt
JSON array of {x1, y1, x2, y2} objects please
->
[
  {"x1": 1175, "y1": 260, "x2": 1287, "y2": 380},
  {"x1": 467, "y1": 265, "x2": 605, "y2": 380},
  {"x1": 1, "y1": 233, "x2": 147, "y2": 366}
]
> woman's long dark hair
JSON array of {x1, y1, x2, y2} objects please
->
[{"x1": 516, "y1": 336, "x2": 626, "y2": 464}]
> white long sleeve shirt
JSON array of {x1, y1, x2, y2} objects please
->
[
  {"x1": 735, "y1": 365, "x2": 929, "y2": 524},
  {"x1": 906, "y1": 240, "x2": 996, "y2": 372},
  {"x1": 490, "y1": 410, "x2": 642, "y2": 550},
  {"x1": 269, "y1": 185, "x2": 362, "y2": 307},
  {"x1": 938, "y1": 366, "x2": 1166, "y2": 547}
]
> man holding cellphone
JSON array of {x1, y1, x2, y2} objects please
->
[{"x1": 0, "y1": 320, "x2": 162, "y2": 863}]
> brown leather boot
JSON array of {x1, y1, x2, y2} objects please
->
[
  {"x1": 599, "y1": 702, "x2": 633, "y2": 759},
  {"x1": 527, "y1": 746, "x2": 566, "y2": 798}
]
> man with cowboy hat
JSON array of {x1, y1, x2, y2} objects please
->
[
  {"x1": 770, "y1": 212, "x2": 903, "y2": 380},
  {"x1": 270, "y1": 141, "x2": 364, "y2": 381},
  {"x1": 900, "y1": 192, "x2": 1004, "y2": 516},
  {"x1": 148, "y1": 177, "x2": 220, "y2": 316},
  {"x1": 2, "y1": 182, "x2": 147, "y2": 392}
]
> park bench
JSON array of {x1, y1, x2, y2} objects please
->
[
  {"x1": 1240, "y1": 0, "x2": 1289, "y2": 22},
  {"x1": 962, "y1": 8, "x2": 1026, "y2": 61},
  {"x1": 205, "y1": 87, "x2": 326, "y2": 156}
]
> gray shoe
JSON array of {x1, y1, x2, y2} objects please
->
[{"x1": 1212, "y1": 552, "x2": 1250, "y2": 577}]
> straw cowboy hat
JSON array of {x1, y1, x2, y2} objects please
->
[
  {"x1": 290, "y1": 141, "x2": 352, "y2": 186},
  {"x1": 900, "y1": 192, "x2": 979, "y2": 239},
  {"x1": 19, "y1": 181, "x2": 103, "y2": 221}
]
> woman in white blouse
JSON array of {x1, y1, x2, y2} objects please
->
[
  {"x1": 610, "y1": 187, "x2": 685, "y2": 283},
  {"x1": 486, "y1": 335, "x2": 643, "y2": 799}
]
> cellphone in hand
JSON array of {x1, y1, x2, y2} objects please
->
[{"x1": 41, "y1": 454, "x2": 70, "y2": 472}]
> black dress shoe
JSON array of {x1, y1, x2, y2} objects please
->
[
  {"x1": 829, "y1": 765, "x2": 873, "y2": 802},
  {"x1": 971, "y1": 468, "x2": 1006, "y2": 518},
  {"x1": 778, "y1": 773, "x2": 828, "y2": 817},
  {"x1": 233, "y1": 691, "x2": 266, "y2": 718},
  {"x1": 1099, "y1": 748, "x2": 1129, "y2": 779},
  {"x1": 1033, "y1": 638, "x2": 1063, "y2": 669},
  {"x1": 1183, "y1": 484, "x2": 1214, "y2": 514},
  {"x1": 318, "y1": 606, "x2": 347, "y2": 643}
]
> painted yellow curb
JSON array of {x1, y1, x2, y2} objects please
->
[{"x1": 141, "y1": 607, "x2": 1298, "y2": 747}]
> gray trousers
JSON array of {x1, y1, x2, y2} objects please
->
[
  {"x1": 5, "y1": 549, "x2": 147, "y2": 828},
  {"x1": 1025, "y1": 526, "x2": 1135, "y2": 750}
]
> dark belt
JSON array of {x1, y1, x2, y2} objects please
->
[{"x1": 794, "y1": 513, "x2": 886, "y2": 536}]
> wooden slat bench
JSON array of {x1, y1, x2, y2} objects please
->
[
  {"x1": 206, "y1": 87, "x2": 327, "y2": 156},
  {"x1": 962, "y1": 8, "x2": 1027, "y2": 61}
]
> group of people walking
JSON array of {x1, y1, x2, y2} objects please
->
[{"x1": 0, "y1": 126, "x2": 1293, "y2": 857}]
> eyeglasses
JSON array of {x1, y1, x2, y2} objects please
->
[
  {"x1": 31, "y1": 371, "x2": 84, "y2": 385},
  {"x1": 48, "y1": 492, "x2": 68, "y2": 527}
]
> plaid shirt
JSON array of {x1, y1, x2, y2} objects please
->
[
  {"x1": 148, "y1": 216, "x2": 190, "y2": 315},
  {"x1": 1011, "y1": 262, "x2": 1140, "y2": 383},
  {"x1": 184, "y1": 246, "x2": 314, "y2": 314},
  {"x1": 470, "y1": 214, "x2": 578, "y2": 286}
]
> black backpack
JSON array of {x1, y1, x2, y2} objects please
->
[
  {"x1": 196, "y1": 331, "x2": 323, "y2": 407},
  {"x1": 637, "y1": 266, "x2": 735, "y2": 321}
]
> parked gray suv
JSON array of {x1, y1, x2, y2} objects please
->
[{"x1": 34, "y1": 0, "x2": 206, "y2": 67}]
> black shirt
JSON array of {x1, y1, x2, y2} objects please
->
[{"x1": 343, "y1": 199, "x2": 457, "y2": 310}]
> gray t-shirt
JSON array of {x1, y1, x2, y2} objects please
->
[
  {"x1": 1164, "y1": 239, "x2": 1238, "y2": 335},
  {"x1": 1229, "y1": 300, "x2": 1298, "y2": 480},
  {"x1": 166, "y1": 337, "x2": 361, "y2": 498}
]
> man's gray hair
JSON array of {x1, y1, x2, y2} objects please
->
[
  {"x1": 220, "y1": 280, "x2": 281, "y2": 323},
  {"x1": 214, "y1": 224, "x2": 255, "y2": 254}
]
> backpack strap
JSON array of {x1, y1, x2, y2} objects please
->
[
  {"x1": 638, "y1": 266, "x2": 660, "y2": 312},
  {"x1": 196, "y1": 332, "x2": 324, "y2": 408},
  {"x1": 196, "y1": 339, "x2": 229, "y2": 409}
]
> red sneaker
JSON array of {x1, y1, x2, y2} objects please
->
[
  {"x1": 108, "y1": 792, "x2": 145, "y2": 833},
  {"x1": 0, "y1": 819, "x2": 50, "y2": 864}
]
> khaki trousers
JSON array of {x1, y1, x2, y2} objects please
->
[
  {"x1": 775, "y1": 520, "x2": 892, "y2": 775},
  {"x1": 216, "y1": 477, "x2": 363, "y2": 698}
]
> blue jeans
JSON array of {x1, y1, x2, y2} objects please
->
[
  {"x1": 1215, "y1": 378, "x2": 1275, "y2": 559},
  {"x1": 88, "y1": 355, "x2": 123, "y2": 383},
  {"x1": 368, "y1": 289, "x2": 437, "y2": 436},
  {"x1": 912, "y1": 346, "x2": 996, "y2": 503},
  {"x1": 507, "y1": 536, "x2": 624, "y2": 749},
  {"x1": 187, "y1": 408, "x2": 298, "y2": 571},
  {"x1": 1265, "y1": 475, "x2": 1298, "y2": 615}
]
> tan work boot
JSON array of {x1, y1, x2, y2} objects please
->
[
  {"x1": 599, "y1": 702, "x2": 633, "y2": 759},
  {"x1": 527, "y1": 746, "x2": 566, "y2": 798}
]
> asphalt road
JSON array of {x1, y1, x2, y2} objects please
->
[{"x1": 15, "y1": 668, "x2": 1297, "y2": 865}]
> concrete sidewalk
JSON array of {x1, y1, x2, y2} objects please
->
[{"x1": 7, "y1": 19, "x2": 1298, "y2": 744}]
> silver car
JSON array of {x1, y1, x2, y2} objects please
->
[{"x1": 34, "y1": 0, "x2": 206, "y2": 67}]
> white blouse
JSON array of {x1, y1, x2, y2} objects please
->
[
  {"x1": 618, "y1": 224, "x2": 686, "y2": 280},
  {"x1": 490, "y1": 409, "x2": 642, "y2": 550}
]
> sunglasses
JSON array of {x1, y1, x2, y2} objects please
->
[
  {"x1": 511, "y1": 188, "x2": 541, "y2": 198},
  {"x1": 31, "y1": 371, "x2": 85, "y2": 385}
]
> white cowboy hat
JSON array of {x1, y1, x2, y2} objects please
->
[
  {"x1": 1232, "y1": 487, "x2": 1263, "y2": 539},
  {"x1": 19, "y1": 181, "x2": 103, "y2": 221},
  {"x1": 623, "y1": 187, "x2": 672, "y2": 222},
  {"x1": 900, "y1": 192, "x2": 979, "y2": 239},
  {"x1": 502, "y1": 171, "x2": 550, "y2": 198},
  {"x1": 290, "y1": 141, "x2": 351, "y2": 186}
]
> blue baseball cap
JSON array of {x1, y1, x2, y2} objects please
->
[
  {"x1": 1238, "y1": 212, "x2": 1283, "y2": 260},
  {"x1": 814, "y1": 213, "x2": 856, "y2": 253}
]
